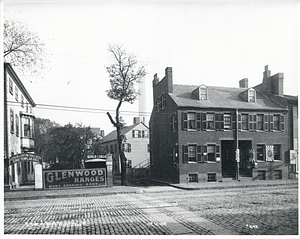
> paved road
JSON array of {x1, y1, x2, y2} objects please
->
[{"x1": 4, "y1": 183, "x2": 298, "y2": 235}]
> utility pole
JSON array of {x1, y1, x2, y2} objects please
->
[{"x1": 235, "y1": 109, "x2": 240, "y2": 181}]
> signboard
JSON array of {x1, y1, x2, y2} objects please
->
[
  {"x1": 44, "y1": 168, "x2": 106, "y2": 189},
  {"x1": 235, "y1": 149, "x2": 240, "y2": 162},
  {"x1": 10, "y1": 153, "x2": 41, "y2": 164}
]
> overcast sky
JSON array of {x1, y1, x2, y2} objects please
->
[{"x1": 2, "y1": 1, "x2": 298, "y2": 135}]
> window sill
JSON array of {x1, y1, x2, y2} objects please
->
[{"x1": 187, "y1": 129, "x2": 197, "y2": 132}]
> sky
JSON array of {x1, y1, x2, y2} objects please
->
[{"x1": 2, "y1": 0, "x2": 299, "y2": 135}]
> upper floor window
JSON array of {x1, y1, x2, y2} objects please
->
[
  {"x1": 21, "y1": 95, "x2": 24, "y2": 108},
  {"x1": 224, "y1": 114, "x2": 231, "y2": 129},
  {"x1": 248, "y1": 89, "x2": 256, "y2": 102},
  {"x1": 15, "y1": 87, "x2": 18, "y2": 101},
  {"x1": 273, "y1": 144, "x2": 281, "y2": 160},
  {"x1": 171, "y1": 114, "x2": 178, "y2": 132},
  {"x1": 199, "y1": 87, "x2": 207, "y2": 100},
  {"x1": 122, "y1": 143, "x2": 131, "y2": 153},
  {"x1": 161, "y1": 93, "x2": 166, "y2": 109},
  {"x1": 16, "y1": 114, "x2": 19, "y2": 137},
  {"x1": 273, "y1": 115, "x2": 280, "y2": 131},
  {"x1": 206, "y1": 113, "x2": 215, "y2": 130},
  {"x1": 9, "y1": 78, "x2": 13, "y2": 95},
  {"x1": 10, "y1": 109, "x2": 14, "y2": 133},
  {"x1": 257, "y1": 114, "x2": 264, "y2": 130},
  {"x1": 241, "y1": 114, "x2": 249, "y2": 130},
  {"x1": 132, "y1": 130, "x2": 148, "y2": 138}
]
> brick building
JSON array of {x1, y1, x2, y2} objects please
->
[
  {"x1": 149, "y1": 66, "x2": 295, "y2": 183},
  {"x1": 4, "y1": 63, "x2": 37, "y2": 189}
]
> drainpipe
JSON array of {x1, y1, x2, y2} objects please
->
[{"x1": 235, "y1": 109, "x2": 240, "y2": 181}]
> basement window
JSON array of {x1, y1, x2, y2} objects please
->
[{"x1": 188, "y1": 173, "x2": 198, "y2": 182}]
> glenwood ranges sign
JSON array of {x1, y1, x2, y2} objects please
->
[{"x1": 44, "y1": 168, "x2": 106, "y2": 189}]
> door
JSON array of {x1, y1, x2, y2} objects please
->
[
  {"x1": 221, "y1": 141, "x2": 236, "y2": 178},
  {"x1": 239, "y1": 140, "x2": 252, "y2": 177}
]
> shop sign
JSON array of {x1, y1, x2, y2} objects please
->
[
  {"x1": 44, "y1": 168, "x2": 106, "y2": 189},
  {"x1": 10, "y1": 153, "x2": 41, "y2": 164}
]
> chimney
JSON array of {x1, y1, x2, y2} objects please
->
[
  {"x1": 239, "y1": 78, "x2": 248, "y2": 88},
  {"x1": 263, "y1": 65, "x2": 271, "y2": 80},
  {"x1": 133, "y1": 117, "x2": 141, "y2": 124},
  {"x1": 152, "y1": 73, "x2": 159, "y2": 87},
  {"x1": 271, "y1": 73, "x2": 284, "y2": 96},
  {"x1": 165, "y1": 67, "x2": 173, "y2": 93}
]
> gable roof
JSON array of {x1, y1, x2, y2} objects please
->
[
  {"x1": 102, "y1": 122, "x2": 148, "y2": 143},
  {"x1": 170, "y1": 84, "x2": 287, "y2": 111}
]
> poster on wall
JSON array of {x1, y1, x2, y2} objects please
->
[{"x1": 44, "y1": 168, "x2": 106, "y2": 189}]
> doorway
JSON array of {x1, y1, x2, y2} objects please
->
[
  {"x1": 238, "y1": 140, "x2": 252, "y2": 177},
  {"x1": 221, "y1": 140, "x2": 236, "y2": 178}
]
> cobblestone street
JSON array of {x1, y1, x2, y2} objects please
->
[{"x1": 3, "y1": 182, "x2": 298, "y2": 235}]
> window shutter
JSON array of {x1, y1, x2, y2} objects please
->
[
  {"x1": 232, "y1": 114, "x2": 236, "y2": 129},
  {"x1": 238, "y1": 113, "x2": 242, "y2": 130},
  {"x1": 196, "y1": 113, "x2": 201, "y2": 130},
  {"x1": 215, "y1": 114, "x2": 220, "y2": 130},
  {"x1": 181, "y1": 112, "x2": 187, "y2": 131},
  {"x1": 202, "y1": 113, "x2": 207, "y2": 130},
  {"x1": 183, "y1": 145, "x2": 188, "y2": 163},
  {"x1": 175, "y1": 114, "x2": 178, "y2": 132},
  {"x1": 269, "y1": 114, "x2": 274, "y2": 131},
  {"x1": 253, "y1": 115, "x2": 257, "y2": 130},
  {"x1": 203, "y1": 145, "x2": 208, "y2": 162},
  {"x1": 129, "y1": 144, "x2": 131, "y2": 153},
  {"x1": 197, "y1": 145, "x2": 202, "y2": 162},
  {"x1": 281, "y1": 115, "x2": 284, "y2": 131},
  {"x1": 249, "y1": 115, "x2": 253, "y2": 130},
  {"x1": 220, "y1": 113, "x2": 224, "y2": 130},
  {"x1": 264, "y1": 114, "x2": 269, "y2": 131},
  {"x1": 216, "y1": 144, "x2": 220, "y2": 158}
]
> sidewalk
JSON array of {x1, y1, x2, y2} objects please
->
[{"x1": 4, "y1": 178, "x2": 298, "y2": 201}]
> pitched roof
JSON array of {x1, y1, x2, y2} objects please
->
[
  {"x1": 102, "y1": 123, "x2": 147, "y2": 143},
  {"x1": 170, "y1": 84, "x2": 287, "y2": 110}
]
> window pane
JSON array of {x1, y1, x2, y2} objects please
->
[
  {"x1": 188, "y1": 145, "x2": 196, "y2": 161},
  {"x1": 274, "y1": 115, "x2": 280, "y2": 130},
  {"x1": 224, "y1": 114, "x2": 231, "y2": 129},
  {"x1": 188, "y1": 113, "x2": 196, "y2": 129},
  {"x1": 207, "y1": 114, "x2": 214, "y2": 129},
  {"x1": 257, "y1": 145, "x2": 264, "y2": 161},
  {"x1": 257, "y1": 115, "x2": 264, "y2": 130},
  {"x1": 242, "y1": 114, "x2": 248, "y2": 130}
]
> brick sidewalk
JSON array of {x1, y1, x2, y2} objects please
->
[{"x1": 4, "y1": 178, "x2": 298, "y2": 201}]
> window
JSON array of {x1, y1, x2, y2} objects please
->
[
  {"x1": 187, "y1": 113, "x2": 196, "y2": 130},
  {"x1": 142, "y1": 130, "x2": 148, "y2": 138},
  {"x1": 161, "y1": 93, "x2": 166, "y2": 109},
  {"x1": 189, "y1": 173, "x2": 198, "y2": 182},
  {"x1": 10, "y1": 109, "x2": 14, "y2": 133},
  {"x1": 132, "y1": 130, "x2": 139, "y2": 138},
  {"x1": 188, "y1": 145, "x2": 197, "y2": 162},
  {"x1": 257, "y1": 145, "x2": 265, "y2": 161},
  {"x1": 273, "y1": 145, "x2": 281, "y2": 160},
  {"x1": 110, "y1": 145, "x2": 113, "y2": 153},
  {"x1": 249, "y1": 115, "x2": 257, "y2": 131},
  {"x1": 9, "y1": 78, "x2": 13, "y2": 94},
  {"x1": 122, "y1": 143, "x2": 131, "y2": 153},
  {"x1": 200, "y1": 87, "x2": 207, "y2": 100},
  {"x1": 207, "y1": 173, "x2": 216, "y2": 182},
  {"x1": 21, "y1": 95, "x2": 24, "y2": 108},
  {"x1": 207, "y1": 145, "x2": 216, "y2": 162},
  {"x1": 257, "y1": 114, "x2": 264, "y2": 130},
  {"x1": 273, "y1": 115, "x2": 280, "y2": 130},
  {"x1": 274, "y1": 170, "x2": 282, "y2": 179},
  {"x1": 206, "y1": 113, "x2": 215, "y2": 130},
  {"x1": 171, "y1": 114, "x2": 177, "y2": 132},
  {"x1": 155, "y1": 97, "x2": 160, "y2": 112},
  {"x1": 16, "y1": 114, "x2": 19, "y2": 137},
  {"x1": 224, "y1": 114, "x2": 231, "y2": 130},
  {"x1": 248, "y1": 90, "x2": 256, "y2": 102},
  {"x1": 241, "y1": 114, "x2": 249, "y2": 130},
  {"x1": 15, "y1": 87, "x2": 18, "y2": 101},
  {"x1": 183, "y1": 145, "x2": 199, "y2": 163},
  {"x1": 258, "y1": 170, "x2": 266, "y2": 180},
  {"x1": 126, "y1": 160, "x2": 132, "y2": 168}
]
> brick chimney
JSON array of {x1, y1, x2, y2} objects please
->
[
  {"x1": 152, "y1": 73, "x2": 159, "y2": 87},
  {"x1": 271, "y1": 73, "x2": 284, "y2": 96},
  {"x1": 165, "y1": 67, "x2": 173, "y2": 93},
  {"x1": 239, "y1": 78, "x2": 248, "y2": 88}
]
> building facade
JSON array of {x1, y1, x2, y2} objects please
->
[
  {"x1": 102, "y1": 117, "x2": 150, "y2": 174},
  {"x1": 4, "y1": 63, "x2": 36, "y2": 189},
  {"x1": 150, "y1": 66, "x2": 295, "y2": 184}
]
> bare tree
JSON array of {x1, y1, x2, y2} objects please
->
[
  {"x1": 3, "y1": 19, "x2": 49, "y2": 79},
  {"x1": 106, "y1": 43, "x2": 147, "y2": 186}
]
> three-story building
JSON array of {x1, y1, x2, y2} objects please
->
[
  {"x1": 150, "y1": 66, "x2": 294, "y2": 183},
  {"x1": 4, "y1": 63, "x2": 36, "y2": 189}
]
